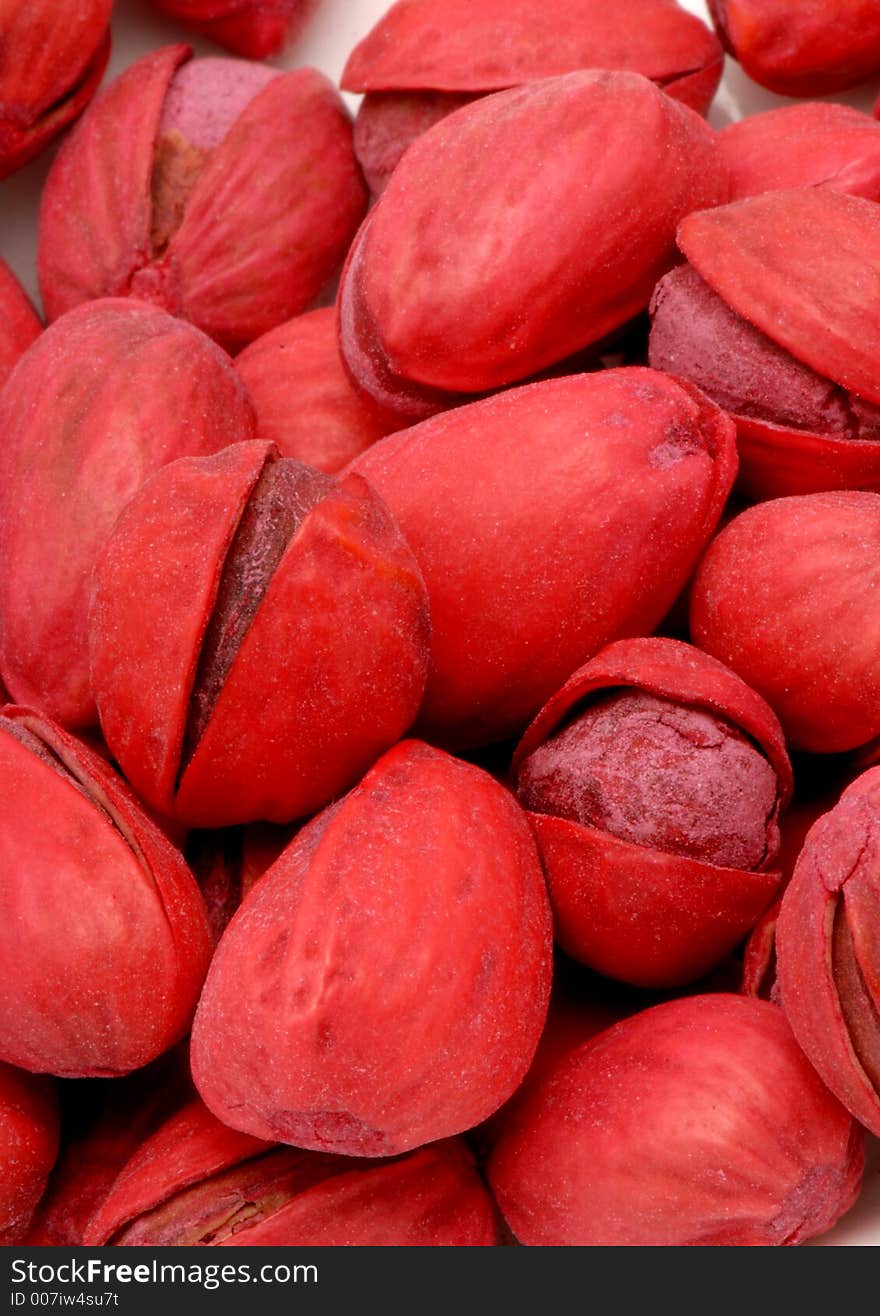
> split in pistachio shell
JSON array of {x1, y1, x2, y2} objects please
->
[
  {"x1": 777, "y1": 767, "x2": 880, "y2": 1136},
  {"x1": 351, "y1": 368, "x2": 737, "y2": 750},
  {"x1": 150, "y1": 0, "x2": 318, "y2": 59},
  {"x1": 90, "y1": 440, "x2": 431, "y2": 828},
  {"x1": 709, "y1": 0, "x2": 880, "y2": 97},
  {"x1": 488, "y1": 995, "x2": 865, "y2": 1246},
  {"x1": 191, "y1": 740, "x2": 552, "y2": 1156},
  {"x1": 512, "y1": 637, "x2": 791, "y2": 988},
  {"x1": 84, "y1": 1100, "x2": 498, "y2": 1246},
  {"x1": 0, "y1": 299, "x2": 255, "y2": 730},
  {"x1": 338, "y1": 70, "x2": 727, "y2": 421},
  {"x1": 39, "y1": 46, "x2": 368, "y2": 350},
  {"x1": 650, "y1": 188, "x2": 880, "y2": 499},
  {"x1": 0, "y1": 1064, "x2": 58, "y2": 1245},
  {"x1": 342, "y1": 0, "x2": 721, "y2": 194},
  {"x1": 691, "y1": 492, "x2": 880, "y2": 755},
  {"x1": 0, "y1": 706, "x2": 212, "y2": 1078},
  {"x1": 0, "y1": 0, "x2": 112, "y2": 179},
  {"x1": 25, "y1": 1049, "x2": 193, "y2": 1247}
]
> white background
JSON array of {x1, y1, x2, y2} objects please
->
[{"x1": 1, "y1": 0, "x2": 878, "y2": 1246}]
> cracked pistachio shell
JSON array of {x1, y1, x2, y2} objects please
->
[
  {"x1": 342, "y1": 0, "x2": 722, "y2": 193},
  {"x1": 650, "y1": 188, "x2": 880, "y2": 498},
  {"x1": 90, "y1": 440, "x2": 431, "y2": 828},
  {"x1": 38, "y1": 46, "x2": 367, "y2": 350},
  {"x1": 84, "y1": 1100, "x2": 498, "y2": 1246},
  {"x1": 0, "y1": 707, "x2": 212, "y2": 1078},
  {"x1": 512, "y1": 637, "x2": 791, "y2": 988},
  {"x1": 338, "y1": 70, "x2": 727, "y2": 420},
  {"x1": 777, "y1": 768, "x2": 880, "y2": 1136},
  {"x1": 191, "y1": 740, "x2": 552, "y2": 1157}
]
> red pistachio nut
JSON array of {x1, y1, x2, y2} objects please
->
[
  {"x1": 338, "y1": 71, "x2": 727, "y2": 421},
  {"x1": 38, "y1": 46, "x2": 367, "y2": 351},
  {"x1": 351, "y1": 368, "x2": 737, "y2": 750},
  {"x1": 0, "y1": 706, "x2": 212, "y2": 1078},
  {"x1": 777, "y1": 768, "x2": 880, "y2": 1137},
  {"x1": 150, "y1": 0, "x2": 318, "y2": 59},
  {"x1": 0, "y1": 1064, "x2": 58, "y2": 1245},
  {"x1": 26, "y1": 1049, "x2": 193, "y2": 1247},
  {"x1": 84, "y1": 1100, "x2": 498, "y2": 1246},
  {"x1": 719, "y1": 104, "x2": 880, "y2": 203},
  {"x1": 342, "y1": 0, "x2": 722, "y2": 194},
  {"x1": 649, "y1": 188, "x2": 880, "y2": 500},
  {"x1": 512, "y1": 637, "x2": 791, "y2": 988},
  {"x1": 0, "y1": 257, "x2": 40, "y2": 389},
  {"x1": 488, "y1": 994, "x2": 865, "y2": 1246},
  {"x1": 90, "y1": 440, "x2": 431, "y2": 828},
  {"x1": 0, "y1": 0, "x2": 111, "y2": 179},
  {"x1": 235, "y1": 308, "x2": 396, "y2": 474},
  {"x1": 0, "y1": 299, "x2": 254, "y2": 730},
  {"x1": 691, "y1": 492, "x2": 880, "y2": 755},
  {"x1": 191, "y1": 740, "x2": 552, "y2": 1156},
  {"x1": 709, "y1": 0, "x2": 880, "y2": 97}
]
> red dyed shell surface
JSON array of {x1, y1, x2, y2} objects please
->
[
  {"x1": 776, "y1": 768, "x2": 880, "y2": 1136},
  {"x1": 351, "y1": 369, "x2": 737, "y2": 750},
  {"x1": 344, "y1": 0, "x2": 721, "y2": 99},
  {"x1": 0, "y1": 299, "x2": 254, "y2": 730},
  {"x1": 0, "y1": 1064, "x2": 58, "y2": 1245},
  {"x1": 191, "y1": 741, "x2": 552, "y2": 1157},
  {"x1": 0, "y1": 707, "x2": 212, "y2": 1078},
  {"x1": 26, "y1": 1051, "x2": 193, "y2": 1247},
  {"x1": 343, "y1": 0, "x2": 722, "y2": 193},
  {"x1": 38, "y1": 46, "x2": 367, "y2": 350},
  {"x1": 236, "y1": 308, "x2": 396, "y2": 474},
  {"x1": 0, "y1": 257, "x2": 40, "y2": 389},
  {"x1": 488, "y1": 995, "x2": 865, "y2": 1246},
  {"x1": 91, "y1": 441, "x2": 430, "y2": 828},
  {"x1": 512, "y1": 637, "x2": 791, "y2": 988},
  {"x1": 85, "y1": 1100, "x2": 498, "y2": 1246},
  {"x1": 338, "y1": 70, "x2": 727, "y2": 418},
  {"x1": 709, "y1": 0, "x2": 880, "y2": 96},
  {"x1": 150, "y1": 1, "x2": 317, "y2": 59},
  {"x1": 719, "y1": 104, "x2": 880, "y2": 203},
  {"x1": 0, "y1": 0, "x2": 112, "y2": 178},
  {"x1": 691, "y1": 492, "x2": 880, "y2": 754},
  {"x1": 650, "y1": 189, "x2": 880, "y2": 499}
]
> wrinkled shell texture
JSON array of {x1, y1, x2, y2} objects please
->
[{"x1": 191, "y1": 741, "x2": 553, "y2": 1156}]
